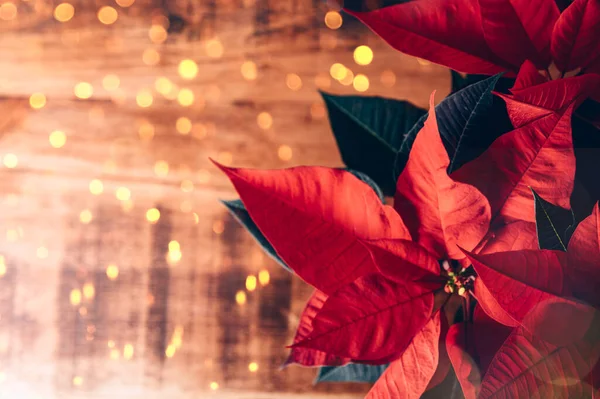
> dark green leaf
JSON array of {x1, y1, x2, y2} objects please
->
[
  {"x1": 450, "y1": 71, "x2": 515, "y2": 94},
  {"x1": 315, "y1": 363, "x2": 389, "y2": 384},
  {"x1": 395, "y1": 74, "x2": 512, "y2": 178},
  {"x1": 572, "y1": 102, "x2": 600, "y2": 220},
  {"x1": 532, "y1": 189, "x2": 575, "y2": 251},
  {"x1": 322, "y1": 91, "x2": 426, "y2": 196}
]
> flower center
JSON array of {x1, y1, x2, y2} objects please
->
[{"x1": 441, "y1": 260, "x2": 476, "y2": 297}]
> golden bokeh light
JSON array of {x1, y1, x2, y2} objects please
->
[
  {"x1": 49, "y1": 130, "x2": 67, "y2": 148},
  {"x1": 74, "y1": 82, "x2": 93, "y2": 99},
  {"x1": 0, "y1": 256, "x2": 6, "y2": 277},
  {"x1": 115, "y1": 187, "x2": 131, "y2": 201},
  {"x1": 179, "y1": 200, "x2": 192, "y2": 213},
  {"x1": 286, "y1": 73, "x2": 302, "y2": 91},
  {"x1": 168, "y1": 240, "x2": 180, "y2": 252},
  {"x1": 180, "y1": 180, "x2": 194, "y2": 193},
  {"x1": 149, "y1": 25, "x2": 168, "y2": 44},
  {"x1": 29, "y1": 92, "x2": 46, "y2": 109},
  {"x1": 108, "y1": 340, "x2": 115, "y2": 348},
  {"x1": 235, "y1": 290, "x2": 247, "y2": 305},
  {"x1": 0, "y1": 2, "x2": 17, "y2": 21},
  {"x1": 83, "y1": 283, "x2": 95, "y2": 299},
  {"x1": 97, "y1": 6, "x2": 118, "y2": 25},
  {"x1": 89, "y1": 179, "x2": 104, "y2": 195},
  {"x1": 79, "y1": 209, "x2": 93, "y2": 224},
  {"x1": 70, "y1": 289, "x2": 82, "y2": 306},
  {"x1": 258, "y1": 270, "x2": 270, "y2": 286},
  {"x1": 329, "y1": 63, "x2": 347, "y2": 80},
  {"x1": 245, "y1": 275, "x2": 257, "y2": 292},
  {"x1": 198, "y1": 169, "x2": 211, "y2": 184},
  {"x1": 324, "y1": 11, "x2": 342, "y2": 29},
  {"x1": 210, "y1": 382, "x2": 219, "y2": 391},
  {"x1": 176, "y1": 117, "x2": 192, "y2": 134},
  {"x1": 54, "y1": 3, "x2": 74, "y2": 22},
  {"x1": 278, "y1": 145, "x2": 293, "y2": 161},
  {"x1": 178, "y1": 59, "x2": 198, "y2": 80},
  {"x1": 123, "y1": 343, "x2": 134, "y2": 360},
  {"x1": 177, "y1": 88, "x2": 194, "y2": 107},
  {"x1": 241, "y1": 61, "x2": 258, "y2": 80},
  {"x1": 72, "y1": 376, "x2": 83, "y2": 387},
  {"x1": 106, "y1": 263, "x2": 119, "y2": 280},
  {"x1": 116, "y1": 0, "x2": 135, "y2": 7},
  {"x1": 3, "y1": 154, "x2": 18, "y2": 169},
  {"x1": 102, "y1": 74, "x2": 120, "y2": 91},
  {"x1": 353, "y1": 74, "x2": 370, "y2": 92},
  {"x1": 206, "y1": 38, "x2": 224, "y2": 58},
  {"x1": 142, "y1": 48, "x2": 160, "y2": 66},
  {"x1": 165, "y1": 344, "x2": 176, "y2": 358},
  {"x1": 36, "y1": 246, "x2": 49, "y2": 259},
  {"x1": 354, "y1": 45, "x2": 374, "y2": 66},
  {"x1": 136, "y1": 90, "x2": 153, "y2": 108},
  {"x1": 257, "y1": 112, "x2": 273, "y2": 130},
  {"x1": 138, "y1": 121, "x2": 155, "y2": 141},
  {"x1": 154, "y1": 160, "x2": 169, "y2": 177},
  {"x1": 340, "y1": 69, "x2": 355, "y2": 86},
  {"x1": 155, "y1": 77, "x2": 172, "y2": 95},
  {"x1": 212, "y1": 220, "x2": 225, "y2": 235},
  {"x1": 110, "y1": 349, "x2": 120, "y2": 359},
  {"x1": 167, "y1": 249, "x2": 182, "y2": 266},
  {"x1": 146, "y1": 208, "x2": 160, "y2": 223},
  {"x1": 381, "y1": 69, "x2": 396, "y2": 87},
  {"x1": 248, "y1": 362, "x2": 259, "y2": 372}
]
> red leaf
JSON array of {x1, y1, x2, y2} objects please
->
[
  {"x1": 498, "y1": 73, "x2": 600, "y2": 128},
  {"x1": 366, "y1": 313, "x2": 441, "y2": 399},
  {"x1": 510, "y1": 60, "x2": 548, "y2": 92},
  {"x1": 478, "y1": 0, "x2": 559, "y2": 69},
  {"x1": 364, "y1": 239, "x2": 442, "y2": 284},
  {"x1": 425, "y1": 314, "x2": 451, "y2": 391},
  {"x1": 294, "y1": 273, "x2": 435, "y2": 363},
  {"x1": 215, "y1": 164, "x2": 409, "y2": 295},
  {"x1": 479, "y1": 220, "x2": 538, "y2": 255},
  {"x1": 551, "y1": 0, "x2": 600, "y2": 73},
  {"x1": 395, "y1": 92, "x2": 491, "y2": 260},
  {"x1": 284, "y1": 290, "x2": 349, "y2": 367},
  {"x1": 452, "y1": 103, "x2": 576, "y2": 225},
  {"x1": 567, "y1": 203, "x2": 600, "y2": 306},
  {"x1": 479, "y1": 303, "x2": 600, "y2": 399},
  {"x1": 346, "y1": 1, "x2": 510, "y2": 74}
]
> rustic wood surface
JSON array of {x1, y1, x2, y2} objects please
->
[{"x1": 0, "y1": 0, "x2": 450, "y2": 398}]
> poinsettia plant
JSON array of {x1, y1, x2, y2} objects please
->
[{"x1": 217, "y1": 0, "x2": 600, "y2": 397}]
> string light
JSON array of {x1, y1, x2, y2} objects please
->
[
  {"x1": 79, "y1": 209, "x2": 93, "y2": 224},
  {"x1": 102, "y1": 74, "x2": 120, "y2": 91},
  {"x1": 212, "y1": 220, "x2": 225, "y2": 235},
  {"x1": 246, "y1": 275, "x2": 257, "y2": 292},
  {"x1": 49, "y1": 130, "x2": 67, "y2": 148},
  {"x1": 329, "y1": 63, "x2": 346, "y2": 80},
  {"x1": 138, "y1": 121, "x2": 155, "y2": 141},
  {"x1": 176, "y1": 117, "x2": 192, "y2": 134},
  {"x1": 241, "y1": 61, "x2": 257, "y2": 80},
  {"x1": 180, "y1": 180, "x2": 194, "y2": 192},
  {"x1": 278, "y1": 145, "x2": 293, "y2": 161},
  {"x1": 116, "y1": 0, "x2": 135, "y2": 7},
  {"x1": 83, "y1": 283, "x2": 95, "y2": 299},
  {"x1": 123, "y1": 344, "x2": 134, "y2": 360},
  {"x1": 0, "y1": 256, "x2": 6, "y2": 277},
  {"x1": 178, "y1": 59, "x2": 198, "y2": 80},
  {"x1": 72, "y1": 376, "x2": 84, "y2": 387},
  {"x1": 205, "y1": 38, "x2": 224, "y2": 58},
  {"x1": 0, "y1": 2, "x2": 17, "y2": 21},
  {"x1": 136, "y1": 90, "x2": 153, "y2": 108},
  {"x1": 210, "y1": 382, "x2": 219, "y2": 391},
  {"x1": 354, "y1": 45, "x2": 374, "y2": 66},
  {"x1": 97, "y1": 6, "x2": 118, "y2": 25},
  {"x1": 70, "y1": 289, "x2": 82, "y2": 306},
  {"x1": 340, "y1": 69, "x2": 354, "y2": 86},
  {"x1": 155, "y1": 77, "x2": 172, "y2": 95},
  {"x1": 324, "y1": 11, "x2": 342, "y2": 29},
  {"x1": 248, "y1": 362, "x2": 259, "y2": 372},
  {"x1": 258, "y1": 270, "x2": 270, "y2": 286},
  {"x1": 149, "y1": 25, "x2": 167, "y2": 44},
  {"x1": 146, "y1": 208, "x2": 160, "y2": 223},
  {"x1": 115, "y1": 187, "x2": 130, "y2": 201},
  {"x1": 286, "y1": 74, "x2": 302, "y2": 91},
  {"x1": 353, "y1": 74, "x2": 370, "y2": 92},
  {"x1": 106, "y1": 263, "x2": 119, "y2": 280},
  {"x1": 29, "y1": 93, "x2": 46, "y2": 109},
  {"x1": 235, "y1": 290, "x2": 247, "y2": 305},
  {"x1": 37, "y1": 246, "x2": 49, "y2": 259},
  {"x1": 142, "y1": 48, "x2": 160, "y2": 66},
  {"x1": 54, "y1": 3, "x2": 74, "y2": 22},
  {"x1": 3, "y1": 154, "x2": 18, "y2": 169},
  {"x1": 154, "y1": 160, "x2": 169, "y2": 176},
  {"x1": 74, "y1": 82, "x2": 93, "y2": 99},
  {"x1": 177, "y1": 89, "x2": 194, "y2": 107},
  {"x1": 89, "y1": 179, "x2": 104, "y2": 195},
  {"x1": 257, "y1": 112, "x2": 273, "y2": 130}
]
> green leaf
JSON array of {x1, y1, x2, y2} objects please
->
[
  {"x1": 322, "y1": 92, "x2": 426, "y2": 196},
  {"x1": 532, "y1": 189, "x2": 575, "y2": 251},
  {"x1": 315, "y1": 364, "x2": 389, "y2": 384},
  {"x1": 222, "y1": 169, "x2": 385, "y2": 273},
  {"x1": 572, "y1": 103, "x2": 600, "y2": 220},
  {"x1": 395, "y1": 74, "x2": 511, "y2": 178}
]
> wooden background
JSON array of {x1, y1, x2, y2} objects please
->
[{"x1": 0, "y1": 0, "x2": 449, "y2": 398}]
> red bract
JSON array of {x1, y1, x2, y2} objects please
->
[{"x1": 349, "y1": 0, "x2": 600, "y2": 77}]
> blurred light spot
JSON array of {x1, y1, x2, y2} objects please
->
[
  {"x1": 198, "y1": 169, "x2": 211, "y2": 184},
  {"x1": 89, "y1": 179, "x2": 103, "y2": 195},
  {"x1": 154, "y1": 160, "x2": 169, "y2": 177},
  {"x1": 29, "y1": 92, "x2": 46, "y2": 109},
  {"x1": 217, "y1": 151, "x2": 232, "y2": 166},
  {"x1": 6, "y1": 229, "x2": 18, "y2": 242},
  {"x1": 0, "y1": 2, "x2": 17, "y2": 21},
  {"x1": 381, "y1": 70, "x2": 396, "y2": 87},
  {"x1": 116, "y1": 0, "x2": 135, "y2": 7},
  {"x1": 121, "y1": 199, "x2": 134, "y2": 213},
  {"x1": 70, "y1": 289, "x2": 82, "y2": 306},
  {"x1": 115, "y1": 187, "x2": 130, "y2": 201},
  {"x1": 123, "y1": 343, "x2": 134, "y2": 360},
  {"x1": 329, "y1": 63, "x2": 346, "y2": 80},
  {"x1": 54, "y1": 3, "x2": 74, "y2": 22},
  {"x1": 177, "y1": 88, "x2": 194, "y2": 107},
  {"x1": 3, "y1": 154, "x2": 18, "y2": 169},
  {"x1": 353, "y1": 74, "x2": 370, "y2": 92},
  {"x1": 0, "y1": 256, "x2": 6, "y2": 277},
  {"x1": 138, "y1": 121, "x2": 155, "y2": 141},
  {"x1": 142, "y1": 48, "x2": 160, "y2": 65},
  {"x1": 149, "y1": 25, "x2": 167, "y2": 43},
  {"x1": 146, "y1": 208, "x2": 160, "y2": 223},
  {"x1": 278, "y1": 145, "x2": 293, "y2": 161},
  {"x1": 241, "y1": 61, "x2": 257, "y2": 80},
  {"x1": 49, "y1": 130, "x2": 67, "y2": 148},
  {"x1": 167, "y1": 250, "x2": 182, "y2": 266},
  {"x1": 72, "y1": 376, "x2": 83, "y2": 387},
  {"x1": 83, "y1": 283, "x2": 95, "y2": 299},
  {"x1": 354, "y1": 45, "x2": 374, "y2": 66},
  {"x1": 206, "y1": 38, "x2": 224, "y2": 58},
  {"x1": 155, "y1": 77, "x2": 172, "y2": 95},
  {"x1": 210, "y1": 382, "x2": 219, "y2": 391},
  {"x1": 179, "y1": 200, "x2": 192, "y2": 213},
  {"x1": 259, "y1": 270, "x2": 270, "y2": 286},
  {"x1": 97, "y1": 6, "x2": 118, "y2": 24},
  {"x1": 340, "y1": 69, "x2": 354, "y2": 86},
  {"x1": 314, "y1": 73, "x2": 331, "y2": 89},
  {"x1": 176, "y1": 117, "x2": 192, "y2": 134},
  {"x1": 165, "y1": 344, "x2": 176, "y2": 358},
  {"x1": 193, "y1": 212, "x2": 199, "y2": 224},
  {"x1": 110, "y1": 349, "x2": 120, "y2": 359},
  {"x1": 310, "y1": 102, "x2": 326, "y2": 120},
  {"x1": 102, "y1": 74, "x2": 120, "y2": 91},
  {"x1": 248, "y1": 362, "x2": 259, "y2": 372},
  {"x1": 235, "y1": 290, "x2": 247, "y2": 305},
  {"x1": 79, "y1": 307, "x2": 87, "y2": 316},
  {"x1": 246, "y1": 275, "x2": 257, "y2": 292},
  {"x1": 168, "y1": 240, "x2": 180, "y2": 252},
  {"x1": 108, "y1": 340, "x2": 115, "y2": 348},
  {"x1": 37, "y1": 246, "x2": 49, "y2": 259},
  {"x1": 212, "y1": 220, "x2": 225, "y2": 235},
  {"x1": 324, "y1": 11, "x2": 342, "y2": 29},
  {"x1": 106, "y1": 263, "x2": 119, "y2": 280},
  {"x1": 286, "y1": 73, "x2": 302, "y2": 91},
  {"x1": 136, "y1": 90, "x2": 153, "y2": 108},
  {"x1": 79, "y1": 209, "x2": 93, "y2": 224},
  {"x1": 257, "y1": 112, "x2": 273, "y2": 130},
  {"x1": 180, "y1": 180, "x2": 194, "y2": 193},
  {"x1": 178, "y1": 59, "x2": 198, "y2": 80},
  {"x1": 74, "y1": 82, "x2": 93, "y2": 99}
]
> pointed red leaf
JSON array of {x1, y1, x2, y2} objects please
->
[
  {"x1": 366, "y1": 313, "x2": 441, "y2": 399},
  {"x1": 453, "y1": 103, "x2": 576, "y2": 225},
  {"x1": 567, "y1": 203, "x2": 600, "y2": 306},
  {"x1": 425, "y1": 314, "x2": 451, "y2": 391},
  {"x1": 216, "y1": 164, "x2": 409, "y2": 295},
  {"x1": 346, "y1": 1, "x2": 510, "y2": 74},
  {"x1": 284, "y1": 290, "x2": 349, "y2": 367},
  {"x1": 551, "y1": 0, "x2": 600, "y2": 73},
  {"x1": 479, "y1": 303, "x2": 600, "y2": 399},
  {"x1": 479, "y1": 220, "x2": 538, "y2": 255},
  {"x1": 510, "y1": 60, "x2": 548, "y2": 92},
  {"x1": 395, "y1": 92, "x2": 491, "y2": 260},
  {"x1": 478, "y1": 0, "x2": 559, "y2": 69},
  {"x1": 294, "y1": 273, "x2": 435, "y2": 363},
  {"x1": 364, "y1": 239, "x2": 442, "y2": 284}
]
